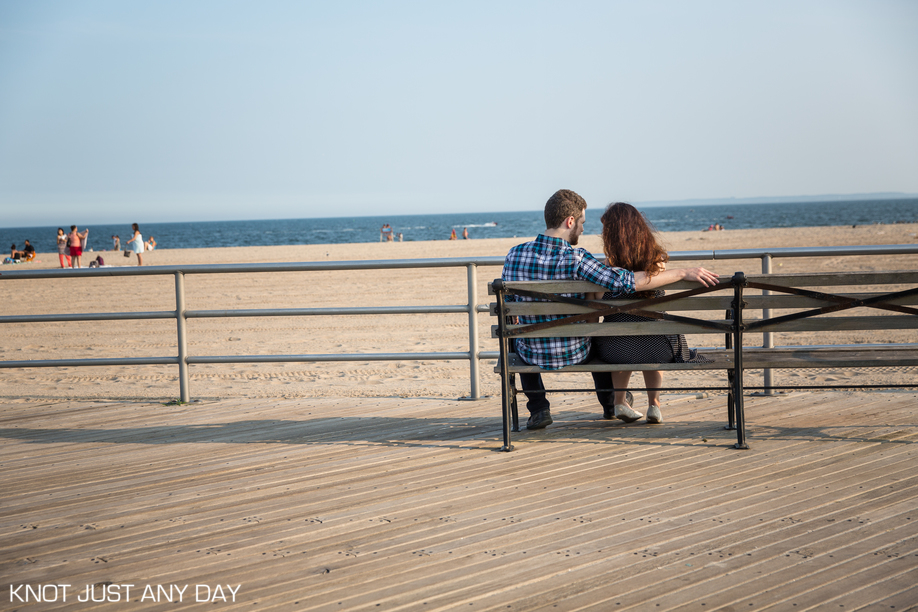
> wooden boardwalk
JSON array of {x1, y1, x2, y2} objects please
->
[{"x1": 2, "y1": 390, "x2": 917, "y2": 611}]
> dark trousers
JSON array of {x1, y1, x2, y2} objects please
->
[{"x1": 518, "y1": 344, "x2": 614, "y2": 415}]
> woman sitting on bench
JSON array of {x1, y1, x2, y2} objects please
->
[{"x1": 594, "y1": 203, "x2": 709, "y2": 425}]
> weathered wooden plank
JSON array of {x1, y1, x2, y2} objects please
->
[
  {"x1": 497, "y1": 352, "x2": 733, "y2": 373},
  {"x1": 493, "y1": 320, "x2": 732, "y2": 339},
  {"x1": 489, "y1": 278, "x2": 720, "y2": 295},
  {"x1": 497, "y1": 315, "x2": 918, "y2": 339},
  {"x1": 743, "y1": 270, "x2": 918, "y2": 287},
  {"x1": 492, "y1": 292, "x2": 918, "y2": 317},
  {"x1": 490, "y1": 270, "x2": 918, "y2": 294},
  {"x1": 742, "y1": 347, "x2": 918, "y2": 369}
]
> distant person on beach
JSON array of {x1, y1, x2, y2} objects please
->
[
  {"x1": 501, "y1": 189, "x2": 719, "y2": 430},
  {"x1": 380, "y1": 224, "x2": 394, "y2": 242},
  {"x1": 57, "y1": 228, "x2": 72, "y2": 268},
  {"x1": 463, "y1": 227, "x2": 469, "y2": 239},
  {"x1": 21, "y1": 240, "x2": 35, "y2": 260},
  {"x1": 449, "y1": 228, "x2": 457, "y2": 240},
  {"x1": 145, "y1": 236, "x2": 157, "y2": 251},
  {"x1": 112, "y1": 235, "x2": 120, "y2": 251},
  {"x1": 592, "y1": 203, "x2": 710, "y2": 425},
  {"x1": 68, "y1": 225, "x2": 89, "y2": 268},
  {"x1": 10, "y1": 244, "x2": 23, "y2": 260},
  {"x1": 127, "y1": 223, "x2": 144, "y2": 266}
]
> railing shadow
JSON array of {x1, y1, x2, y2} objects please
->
[{"x1": 1, "y1": 414, "x2": 913, "y2": 449}]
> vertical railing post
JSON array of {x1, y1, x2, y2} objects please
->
[
  {"x1": 174, "y1": 271, "x2": 190, "y2": 403},
  {"x1": 761, "y1": 254, "x2": 774, "y2": 395},
  {"x1": 466, "y1": 263, "x2": 481, "y2": 400}
]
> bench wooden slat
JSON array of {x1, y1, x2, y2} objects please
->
[
  {"x1": 494, "y1": 314, "x2": 918, "y2": 339},
  {"x1": 496, "y1": 351, "x2": 733, "y2": 373},
  {"x1": 742, "y1": 270, "x2": 918, "y2": 287},
  {"x1": 741, "y1": 347, "x2": 918, "y2": 369},
  {"x1": 496, "y1": 347, "x2": 918, "y2": 373},
  {"x1": 492, "y1": 320, "x2": 732, "y2": 339},
  {"x1": 488, "y1": 271, "x2": 918, "y2": 296},
  {"x1": 751, "y1": 314, "x2": 918, "y2": 333},
  {"x1": 488, "y1": 278, "x2": 709, "y2": 295},
  {"x1": 490, "y1": 293, "x2": 918, "y2": 316}
]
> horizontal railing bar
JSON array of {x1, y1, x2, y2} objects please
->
[
  {"x1": 187, "y1": 352, "x2": 474, "y2": 364},
  {"x1": 184, "y1": 305, "x2": 471, "y2": 318},
  {"x1": 670, "y1": 244, "x2": 918, "y2": 260},
  {"x1": 0, "y1": 357, "x2": 179, "y2": 368},
  {"x1": 3, "y1": 244, "x2": 918, "y2": 281},
  {"x1": 0, "y1": 311, "x2": 176, "y2": 324},
  {"x1": 0, "y1": 256, "x2": 506, "y2": 279},
  {"x1": 1, "y1": 306, "x2": 486, "y2": 324},
  {"x1": 0, "y1": 350, "x2": 503, "y2": 369}
]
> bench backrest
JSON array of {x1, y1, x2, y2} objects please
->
[{"x1": 489, "y1": 270, "x2": 918, "y2": 341}]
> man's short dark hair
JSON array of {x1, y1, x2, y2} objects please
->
[{"x1": 544, "y1": 189, "x2": 587, "y2": 229}]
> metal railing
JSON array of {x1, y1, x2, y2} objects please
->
[{"x1": 2, "y1": 244, "x2": 916, "y2": 401}]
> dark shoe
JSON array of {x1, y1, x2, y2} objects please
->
[
  {"x1": 526, "y1": 409, "x2": 553, "y2": 430},
  {"x1": 603, "y1": 391, "x2": 635, "y2": 419}
]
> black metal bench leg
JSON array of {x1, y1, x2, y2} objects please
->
[
  {"x1": 499, "y1": 341, "x2": 514, "y2": 452},
  {"x1": 731, "y1": 272, "x2": 750, "y2": 449},
  {"x1": 510, "y1": 374, "x2": 520, "y2": 432},
  {"x1": 724, "y1": 307, "x2": 736, "y2": 431},
  {"x1": 726, "y1": 368, "x2": 736, "y2": 430}
]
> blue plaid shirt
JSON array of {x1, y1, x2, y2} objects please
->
[{"x1": 501, "y1": 234, "x2": 634, "y2": 369}]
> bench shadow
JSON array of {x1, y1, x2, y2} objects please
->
[{"x1": 1, "y1": 414, "x2": 913, "y2": 450}]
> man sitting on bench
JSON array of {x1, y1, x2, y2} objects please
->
[{"x1": 501, "y1": 189, "x2": 719, "y2": 430}]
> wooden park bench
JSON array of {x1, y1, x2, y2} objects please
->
[{"x1": 490, "y1": 271, "x2": 918, "y2": 452}]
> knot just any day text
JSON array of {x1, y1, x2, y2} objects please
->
[{"x1": 10, "y1": 583, "x2": 240, "y2": 604}]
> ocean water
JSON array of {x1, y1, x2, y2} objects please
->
[{"x1": 3, "y1": 197, "x2": 916, "y2": 254}]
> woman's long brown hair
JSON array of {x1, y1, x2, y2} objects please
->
[{"x1": 600, "y1": 202, "x2": 668, "y2": 277}]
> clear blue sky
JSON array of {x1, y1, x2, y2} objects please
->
[{"x1": 2, "y1": 0, "x2": 917, "y2": 227}]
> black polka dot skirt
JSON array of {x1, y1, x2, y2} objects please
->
[{"x1": 595, "y1": 292, "x2": 709, "y2": 365}]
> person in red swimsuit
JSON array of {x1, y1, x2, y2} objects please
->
[{"x1": 68, "y1": 225, "x2": 89, "y2": 268}]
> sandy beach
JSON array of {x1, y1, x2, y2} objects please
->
[{"x1": 2, "y1": 222, "x2": 917, "y2": 403}]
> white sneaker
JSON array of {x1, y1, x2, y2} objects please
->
[
  {"x1": 614, "y1": 403, "x2": 643, "y2": 423},
  {"x1": 646, "y1": 405, "x2": 662, "y2": 424}
]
